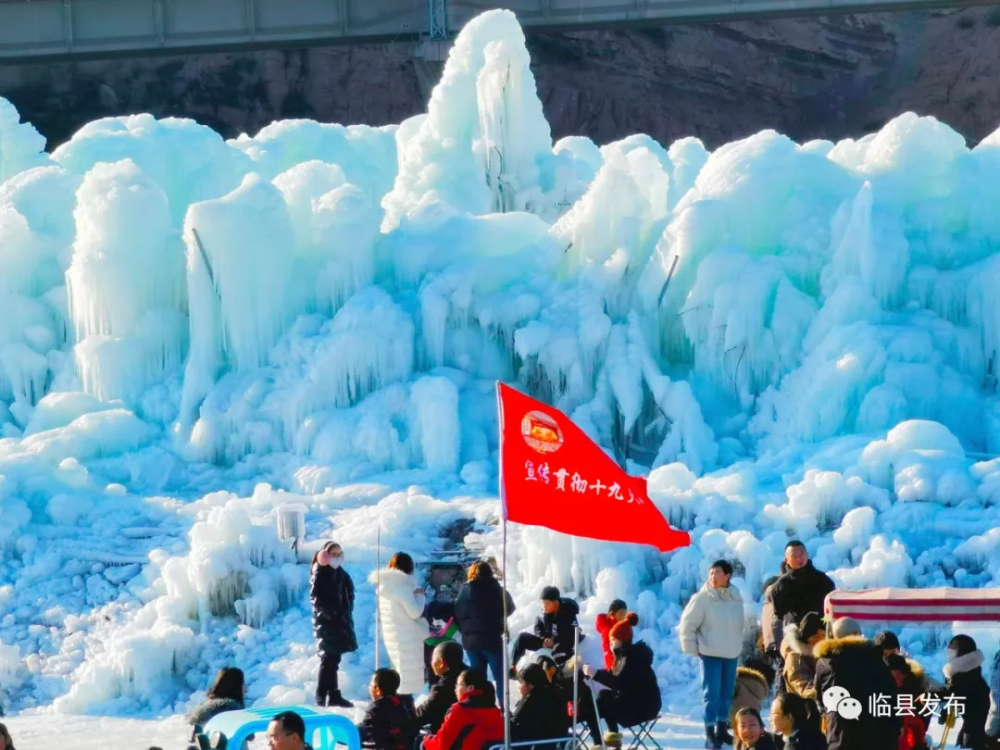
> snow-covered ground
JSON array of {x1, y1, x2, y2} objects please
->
[{"x1": 0, "y1": 5, "x2": 999, "y2": 748}]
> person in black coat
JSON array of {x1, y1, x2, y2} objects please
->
[
  {"x1": 813, "y1": 617, "x2": 899, "y2": 750},
  {"x1": 411, "y1": 641, "x2": 468, "y2": 736},
  {"x1": 770, "y1": 693, "x2": 827, "y2": 750},
  {"x1": 511, "y1": 586, "x2": 580, "y2": 668},
  {"x1": 770, "y1": 542, "x2": 835, "y2": 628},
  {"x1": 511, "y1": 663, "x2": 570, "y2": 743},
  {"x1": 538, "y1": 655, "x2": 591, "y2": 729},
  {"x1": 940, "y1": 635, "x2": 990, "y2": 750},
  {"x1": 311, "y1": 541, "x2": 357, "y2": 708},
  {"x1": 360, "y1": 669, "x2": 416, "y2": 750},
  {"x1": 454, "y1": 562, "x2": 515, "y2": 707},
  {"x1": 580, "y1": 614, "x2": 661, "y2": 744}
]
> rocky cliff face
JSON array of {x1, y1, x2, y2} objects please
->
[{"x1": 1, "y1": 6, "x2": 998, "y2": 150}]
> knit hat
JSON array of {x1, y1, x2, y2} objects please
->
[
  {"x1": 609, "y1": 613, "x2": 639, "y2": 643},
  {"x1": 540, "y1": 586, "x2": 561, "y2": 602},
  {"x1": 799, "y1": 612, "x2": 825, "y2": 641},
  {"x1": 831, "y1": 616, "x2": 861, "y2": 638},
  {"x1": 874, "y1": 631, "x2": 900, "y2": 653}
]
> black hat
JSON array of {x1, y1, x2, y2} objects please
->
[
  {"x1": 885, "y1": 654, "x2": 909, "y2": 673},
  {"x1": 799, "y1": 612, "x2": 825, "y2": 641},
  {"x1": 540, "y1": 586, "x2": 561, "y2": 602},
  {"x1": 874, "y1": 631, "x2": 900, "y2": 652}
]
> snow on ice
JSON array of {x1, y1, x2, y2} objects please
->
[{"x1": 0, "y1": 7, "x2": 998, "y2": 747}]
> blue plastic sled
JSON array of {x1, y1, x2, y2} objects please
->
[{"x1": 203, "y1": 706, "x2": 361, "y2": 750}]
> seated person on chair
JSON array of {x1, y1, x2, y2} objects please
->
[
  {"x1": 580, "y1": 613, "x2": 661, "y2": 748},
  {"x1": 511, "y1": 663, "x2": 570, "y2": 743},
  {"x1": 267, "y1": 711, "x2": 314, "y2": 750},
  {"x1": 411, "y1": 641, "x2": 468, "y2": 735},
  {"x1": 423, "y1": 669, "x2": 504, "y2": 750},
  {"x1": 539, "y1": 655, "x2": 591, "y2": 728},
  {"x1": 360, "y1": 668, "x2": 416, "y2": 750},
  {"x1": 511, "y1": 587, "x2": 580, "y2": 668}
]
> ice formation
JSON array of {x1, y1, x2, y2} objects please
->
[{"x1": 0, "y1": 5, "x2": 999, "y2": 731}]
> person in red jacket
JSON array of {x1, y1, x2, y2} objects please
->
[
  {"x1": 423, "y1": 669, "x2": 503, "y2": 750},
  {"x1": 885, "y1": 655, "x2": 929, "y2": 750},
  {"x1": 595, "y1": 599, "x2": 628, "y2": 670}
]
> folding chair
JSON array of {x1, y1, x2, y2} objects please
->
[{"x1": 623, "y1": 718, "x2": 660, "y2": 750}]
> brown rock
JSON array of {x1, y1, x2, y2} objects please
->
[{"x1": 0, "y1": 7, "x2": 996, "y2": 151}]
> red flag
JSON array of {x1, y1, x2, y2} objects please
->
[{"x1": 497, "y1": 383, "x2": 691, "y2": 553}]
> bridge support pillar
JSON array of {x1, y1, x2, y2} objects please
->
[{"x1": 428, "y1": 0, "x2": 448, "y2": 41}]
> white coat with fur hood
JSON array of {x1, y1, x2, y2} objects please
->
[{"x1": 369, "y1": 567, "x2": 430, "y2": 695}]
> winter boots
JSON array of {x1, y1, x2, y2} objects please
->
[
  {"x1": 327, "y1": 690, "x2": 353, "y2": 709},
  {"x1": 715, "y1": 721, "x2": 733, "y2": 746},
  {"x1": 704, "y1": 725, "x2": 722, "y2": 750}
]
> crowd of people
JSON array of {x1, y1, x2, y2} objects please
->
[
  {"x1": 678, "y1": 542, "x2": 1000, "y2": 750},
  {"x1": 169, "y1": 538, "x2": 1000, "y2": 750}
]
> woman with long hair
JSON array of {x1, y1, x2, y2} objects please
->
[
  {"x1": 454, "y1": 560, "x2": 515, "y2": 709},
  {"x1": 369, "y1": 552, "x2": 429, "y2": 698},
  {"x1": 186, "y1": 667, "x2": 246, "y2": 729},
  {"x1": 311, "y1": 541, "x2": 357, "y2": 708},
  {"x1": 770, "y1": 694, "x2": 826, "y2": 750},
  {"x1": 0, "y1": 722, "x2": 15, "y2": 750}
]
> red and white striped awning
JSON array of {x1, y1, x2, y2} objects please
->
[{"x1": 825, "y1": 588, "x2": 1000, "y2": 623}]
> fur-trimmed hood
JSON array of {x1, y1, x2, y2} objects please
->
[
  {"x1": 944, "y1": 649, "x2": 984, "y2": 680},
  {"x1": 781, "y1": 623, "x2": 815, "y2": 657},
  {"x1": 906, "y1": 658, "x2": 925, "y2": 681},
  {"x1": 813, "y1": 634, "x2": 875, "y2": 659},
  {"x1": 186, "y1": 697, "x2": 243, "y2": 726},
  {"x1": 737, "y1": 665, "x2": 769, "y2": 687}
]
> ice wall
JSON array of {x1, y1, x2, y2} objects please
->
[
  {"x1": 67, "y1": 160, "x2": 188, "y2": 403},
  {"x1": 3, "y1": 6, "x2": 1000, "y2": 717}
]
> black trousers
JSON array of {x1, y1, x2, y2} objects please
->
[
  {"x1": 511, "y1": 632, "x2": 573, "y2": 667},
  {"x1": 424, "y1": 642, "x2": 440, "y2": 688},
  {"x1": 317, "y1": 651, "x2": 342, "y2": 705},
  {"x1": 580, "y1": 689, "x2": 650, "y2": 742}
]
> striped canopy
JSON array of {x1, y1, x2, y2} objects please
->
[{"x1": 825, "y1": 588, "x2": 1000, "y2": 623}]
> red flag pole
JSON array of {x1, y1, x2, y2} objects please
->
[{"x1": 498, "y1": 382, "x2": 512, "y2": 750}]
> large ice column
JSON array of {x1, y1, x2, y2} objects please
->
[
  {"x1": 273, "y1": 161, "x2": 380, "y2": 315},
  {"x1": 382, "y1": 9, "x2": 554, "y2": 231},
  {"x1": 0, "y1": 166, "x2": 82, "y2": 290},
  {"x1": 0, "y1": 98, "x2": 48, "y2": 183},
  {"x1": 180, "y1": 174, "x2": 296, "y2": 429},
  {"x1": 65, "y1": 160, "x2": 187, "y2": 403},
  {"x1": 831, "y1": 113, "x2": 968, "y2": 236},
  {"x1": 551, "y1": 146, "x2": 671, "y2": 316},
  {"x1": 229, "y1": 120, "x2": 399, "y2": 199},
  {"x1": 682, "y1": 249, "x2": 818, "y2": 403},
  {"x1": 284, "y1": 287, "x2": 414, "y2": 432},
  {"x1": 822, "y1": 181, "x2": 910, "y2": 308},
  {"x1": 52, "y1": 114, "x2": 251, "y2": 227},
  {"x1": 410, "y1": 375, "x2": 460, "y2": 473}
]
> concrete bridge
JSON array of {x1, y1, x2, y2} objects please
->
[{"x1": 0, "y1": 0, "x2": 998, "y2": 63}]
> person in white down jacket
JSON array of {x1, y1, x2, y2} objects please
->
[
  {"x1": 678, "y1": 559, "x2": 747, "y2": 750},
  {"x1": 369, "y1": 551, "x2": 430, "y2": 698}
]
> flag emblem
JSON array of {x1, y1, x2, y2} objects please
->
[{"x1": 522, "y1": 410, "x2": 564, "y2": 454}]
